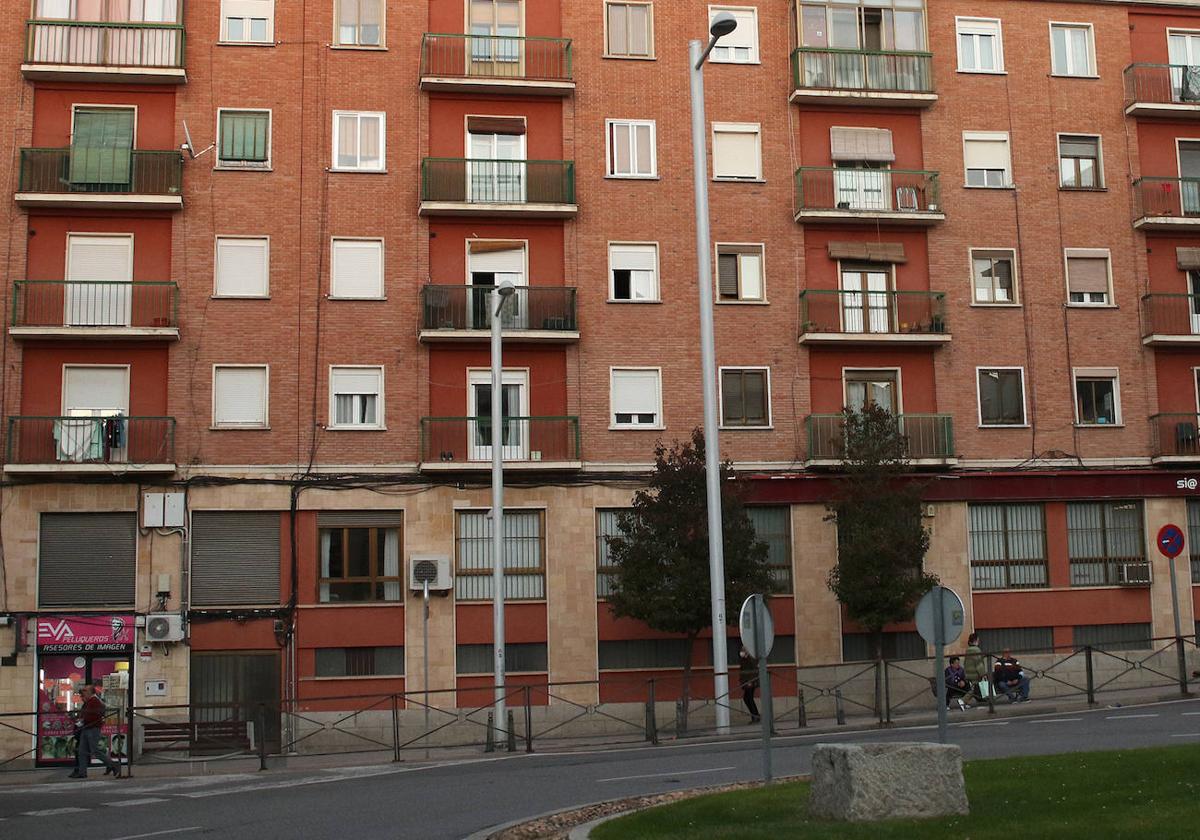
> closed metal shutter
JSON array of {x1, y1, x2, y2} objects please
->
[
  {"x1": 191, "y1": 512, "x2": 281, "y2": 606},
  {"x1": 39, "y1": 512, "x2": 136, "y2": 607},
  {"x1": 316, "y1": 511, "x2": 402, "y2": 528}
]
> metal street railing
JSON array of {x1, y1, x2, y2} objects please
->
[
  {"x1": 806, "y1": 413, "x2": 954, "y2": 461},
  {"x1": 799, "y1": 289, "x2": 946, "y2": 336},
  {"x1": 1133, "y1": 176, "x2": 1200, "y2": 220},
  {"x1": 6, "y1": 416, "x2": 176, "y2": 466},
  {"x1": 25, "y1": 17, "x2": 185, "y2": 69},
  {"x1": 1124, "y1": 63, "x2": 1200, "y2": 106},
  {"x1": 421, "y1": 158, "x2": 575, "y2": 205},
  {"x1": 18, "y1": 148, "x2": 183, "y2": 195},
  {"x1": 420, "y1": 416, "x2": 581, "y2": 464},
  {"x1": 420, "y1": 285, "x2": 576, "y2": 332},
  {"x1": 791, "y1": 47, "x2": 933, "y2": 94},
  {"x1": 12, "y1": 280, "x2": 178, "y2": 329},
  {"x1": 794, "y1": 167, "x2": 941, "y2": 214},
  {"x1": 420, "y1": 33, "x2": 572, "y2": 82}
]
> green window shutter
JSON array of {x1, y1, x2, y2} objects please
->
[
  {"x1": 69, "y1": 109, "x2": 134, "y2": 185},
  {"x1": 220, "y1": 111, "x2": 270, "y2": 163}
]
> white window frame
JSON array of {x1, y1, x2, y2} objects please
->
[
  {"x1": 610, "y1": 367, "x2": 664, "y2": 430},
  {"x1": 213, "y1": 236, "x2": 270, "y2": 298},
  {"x1": 1072, "y1": 367, "x2": 1122, "y2": 427},
  {"x1": 707, "y1": 6, "x2": 759, "y2": 65},
  {"x1": 1064, "y1": 247, "x2": 1114, "y2": 307},
  {"x1": 603, "y1": 1, "x2": 655, "y2": 60},
  {"x1": 711, "y1": 122, "x2": 762, "y2": 181},
  {"x1": 1057, "y1": 132, "x2": 1104, "y2": 190},
  {"x1": 956, "y1": 17, "x2": 1004, "y2": 74},
  {"x1": 719, "y1": 366, "x2": 772, "y2": 429},
  {"x1": 330, "y1": 237, "x2": 385, "y2": 300},
  {"x1": 211, "y1": 364, "x2": 270, "y2": 429},
  {"x1": 962, "y1": 131, "x2": 1012, "y2": 188},
  {"x1": 969, "y1": 247, "x2": 1019, "y2": 306},
  {"x1": 975, "y1": 366, "x2": 1028, "y2": 428},
  {"x1": 220, "y1": 0, "x2": 274, "y2": 45},
  {"x1": 215, "y1": 107, "x2": 272, "y2": 170},
  {"x1": 328, "y1": 365, "x2": 385, "y2": 430},
  {"x1": 331, "y1": 111, "x2": 386, "y2": 172},
  {"x1": 607, "y1": 242, "x2": 660, "y2": 302},
  {"x1": 334, "y1": 0, "x2": 385, "y2": 48},
  {"x1": 715, "y1": 242, "x2": 766, "y2": 303},
  {"x1": 1049, "y1": 22, "x2": 1097, "y2": 77},
  {"x1": 605, "y1": 119, "x2": 657, "y2": 179}
]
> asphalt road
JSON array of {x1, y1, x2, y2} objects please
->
[{"x1": 2, "y1": 696, "x2": 1198, "y2": 840}]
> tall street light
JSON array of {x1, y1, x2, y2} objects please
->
[
  {"x1": 491, "y1": 280, "x2": 517, "y2": 731},
  {"x1": 689, "y1": 11, "x2": 737, "y2": 734}
]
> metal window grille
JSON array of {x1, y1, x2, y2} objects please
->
[
  {"x1": 841, "y1": 631, "x2": 925, "y2": 662},
  {"x1": 968, "y1": 503, "x2": 1048, "y2": 590},
  {"x1": 455, "y1": 510, "x2": 545, "y2": 600},
  {"x1": 1073, "y1": 623, "x2": 1152, "y2": 651},
  {"x1": 1067, "y1": 501, "x2": 1147, "y2": 586},
  {"x1": 747, "y1": 506, "x2": 793, "y2": 593},
  {"x1": 456, "y1": 642, "x2": 547, "y2": 674},
  {"x1": 595, "y1": 508, "x2": 631, "y2": 598}
]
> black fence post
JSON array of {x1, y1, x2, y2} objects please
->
[
  {"x1": 882, "y1": 659, "x2": 892, "y2": 725},
  {"x1": 797, "y1": 689, "x2": 807, "y2": 728},
  {"x1": 1085, "y1": 645, "x2": 1096, "y2": 706},
  {"x1": 523, "y1": 686, "x2": 533, "y2": 754},
  {"x1": 834, "y1": 689, "x2": 846, "y2": 725},
  {"x1": 876, "y1": 659, "x2": 884, "y2": 726},
  {"x1": 125, "y1": 700, "x2": 135, "y2": 779},
  {"x1": 986, "y1": 655, "x2": 996, "y2": 715},
  {"x1": 257, "y1": 703, "x2": 267, "y2": 771},
  {"x1": 485, "y1": 712, "x2": 495, "y2": 753},
  {"x1": 646, "y1": 679, "x2": 658, "y2": 745},
  {"x1": 1176, "y1": 636, "x2": 1190, "y2": 697},
  {"x1": 391, "y1": 694, "x2": 401, "y2": 763},
  {"x1": 506, "y1": 710, "x2": 516, "y2": 753}
]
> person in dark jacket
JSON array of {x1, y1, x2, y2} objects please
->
[
  {"x1": 993, "y1": 649, "x2": 1032, "y2": 702},
  {"x1": 738, "y1": 648, "x2": 761, "y2": 723},
  {"x1": 69, "y1": 684, "x2": 121, "y2": 779},
  {"x1": 945, "y1": 656, "x2": 972, "y2": 710}
]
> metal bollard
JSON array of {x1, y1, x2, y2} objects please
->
[
  {"x1": 485, "y1": 712, "x2": 495, "y2": 753},
  {"x1": 524, "y1": 686, "x2": 534, "y2": 754},
  {"x1": 675, "y1": 699, "x2": 686, "y2": 735},
  {"x1": 391, "y1": 694, "x2": 401, "y2": 763},
  {"x1": 506, "y1": 710, "x2": 517, "y2": 753},
  {"x1": 834, "y1": 689, "x2": 846, "y2": 725},
  {"x1": 1085, "y1": 646, "x2": 1096, "y2": 706},
  {"x1": 257, "y1": 704, "x2": 268, "y2": 771},
  {"x1": 797, "y1": 689, "x2": 807, "y2": 728},
  {"x1": 125, "y1": 701, "x2": 135, "y2": 779},
  {"x1": 1177, "y1": 637, "x2": 1191, "y2": 697},
  {"x1": 645, "y1": 679, "x2": 658, "y2": 745},
  {"x1": 883, "y1": 661, "x2": 892, "y2": 725}
]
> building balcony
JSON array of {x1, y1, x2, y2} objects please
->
[
  {"x1": 419, "y1": 416, "x2": 581, "y2": 471},
  {"x1": 805, "y1": 413, "x2": 956, "y2": 467},
  {"x1": 16, "y1": 148, "x2": 183, "y2": 210},
  {"x1": 420, "y1": 33, "x2": 573, "y2": 95},
  {"x1": 5, "y1": 416, "x2": 176, "y2": 474},
  {"x1": 1150, "y1": 413, "x2": 1200, "y2": 464},
  {"x1": 790, "y1": 48, "x2": 936, "y2": 107},
  {"x1": 10, "y1": 281, "x2": 179, "y2": 341},
  {"x1": 1140, "y1": 294, "x2": 1200, "y2": 345},
  {"x1": 793, "y1": 168, "x2": 944, "y2": 225},
  {"x1": 419, "y1": 285, "x2": 578, "y2": 343},
  {"x1": 1124, "y1": 64, "x2": 1200, "y2": 118},
  {"x1": 799, "y1": 290, "x2": 949, "y2": 345},
  {"x1": 419, "y1": 159, "x2": 576, "y2": 218},
  {"x1": 1132, "y1": 177, "x2": 1200, "y2": 230},
  {"x1": 22, "y1": 17, "x2": 186, "y2": 83}
]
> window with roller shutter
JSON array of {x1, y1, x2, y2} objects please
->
[
  {"x1": 330, "y1": 238, "x2": 384, "y2": 299},
  {"x1": 214, "y1": 237, "x2": 269, "y2": 297},
  {"x1": 609, "y1": 243, "x2": 658, "y2": 301},
  {"x1": 611, "y1": 368, "x2": 662, "y2": 427},
  {"x1": 716, "y1": 244, "x2": 764, "y2": 301},
  {"x1": 191, "y1": 511, "x2": 281, "y2": 607},
  {"x1": 217, "y1": 109, "x2": 271, "y2": 167},
  {"x1": 712, "y1": 123, "x2": 762, "y2": 180},
  {"x1": 1065, "y1": 249, "x2": 1111, "y2": 305},
  {"x1": 38, "y1": 513, "x2": 137, "y2": 608},
  {"x1": 212, "y1": 365, "x2": 269, "y2": 428},
  {"x1": 720, "y1": 368, "x2": 770, "y2": 427},
  {"x1": 963, "y1": 131, "x2": 1011, "y2": 188},
  {"x1": 708, "y1": 7, "x2": 759, "y2": 64},
  {"x1": 329, "y1": 366, "x2": 384, "y2": 429},
  {"x1": 221, "y1": 0, "x2": 274, "y2": 43}
]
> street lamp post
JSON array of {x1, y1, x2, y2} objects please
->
[
  {"x1": 491, "y1": 281, "x2": 517, "y2": 733},
  {"x1": 689, "y1": 12, "x2": 737, "y2": 734}
]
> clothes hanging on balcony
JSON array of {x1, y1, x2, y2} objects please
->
[
  {"x1": 103, "y1": 416, "x2": 127, "y2": 450},
  {"x1": 54, "y1": 418, "x2": 103, "y2": 463}
]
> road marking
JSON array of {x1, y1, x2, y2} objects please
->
[
  {"x1": 959, "y1": 721, "x2": 1009, "y2": 728},
  {"x1": 1028, "y1": 718, "x2": 1082, "y2": 724},
  {"x1": 1170, "y1": 733, "x2": 1200, "y2": 738},
  {"x1": 1183, "y1": 712, "x2": 1200, "y2": 716},
  {"x1": 105, "y1": 798, "x2": 168, "y2": 808},
  {"x1": 597, "y1": 766, "x2": 736, "y2": 783},
  {"x1": 109, "y1": 828, "x2": 201, "y2": 840},
  {"x1": 23, "y1": 807, "x2": 89, "y2": 816},
  {"x1": 1105, "y1": 714, "x2": 1159, "y2": 720}
]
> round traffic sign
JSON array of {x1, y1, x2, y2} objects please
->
[
  {"x1": 739, "y1": 594, "x2": 775, "y2": 660},
  {"x1": 915, "y1": 585, "x2": 965, "y2": 646},
  {"x1": 1157, "y1": 523, "x2": 1185, "y2": 559}
]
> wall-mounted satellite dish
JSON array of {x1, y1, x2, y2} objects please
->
[{"x1": 181, "y1": 120, "x2": 214, "y2": 160}]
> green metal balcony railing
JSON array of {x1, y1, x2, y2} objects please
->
[
  {"x1": 794, "y1": 167, "x2": 941, "y2": 214},
  {"x1": 1150, "y1": 413, "x2": 1200, "y2": 458},
  {"x1": 1140, "y1": 294, "x2": 1200, "y2": 337},
  {"x1": 1132, "y1": 176, "x2": 1200, "y2": 220},
  {"x1": 12, "y1": 281, "x2": 178, "y2": 330},
  {"x1": 421, "y1": 416, "x2": 580, "y2": 464},
  {"x1": 806, "y1": 413, "x2": 954, "y2": 461},
  {"x1": 421, "y1": 285, "x2": 576, "y2": 332},
  {"x1": 25, "y1": 16, "x2": 185, "y2": 70},
  {"x1": 18, "y1": 148, "x2": 183, "y2": 195},
  {"x1": 421, "y1": 158, "x2": 575, "y2": 205},
  {"x1": 791, "y1": 47, "x2": 933, "y2": 94},
  {"x1": 420, "y1": 33, "x2": 572, "y2": 82},
  {"x1": 7, "y1": 416, "x2": 175, "y2": 466},
  {"x1": 799, "y1": 290, "x2": 946, "y2": 336},
  {"x1": 1124, "y1": 63, "x2": 1200, "y2": 106}
]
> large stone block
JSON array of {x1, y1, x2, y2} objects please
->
[{"x1": 809, "y1": 742, "x2": 969, "y2": 822}]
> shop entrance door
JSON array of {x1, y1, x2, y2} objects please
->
[
  {"x1": 190, "y1": 651, "x2": 281, "y2": 753},
  {"x1": 36, "y1": 654, "x2": 131, "y2": 765}
]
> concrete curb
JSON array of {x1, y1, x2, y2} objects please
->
[{"x1": 567, "y1": 810, "x2": 625, "y2": 840}]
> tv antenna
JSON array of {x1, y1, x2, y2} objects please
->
[{"x1": 180, "y1": 121, "x2": 214, "y2": 159}]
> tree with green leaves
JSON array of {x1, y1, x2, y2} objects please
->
[
  {"x1": 826, "y1": 404, "x2": 938, "y2": 663},
  {"x1": 606, "y1": 428, "x2": 776, "y2": 728}
]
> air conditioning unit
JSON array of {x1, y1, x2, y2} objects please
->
[
  {"x1": 1117, "y1": 563, "x2": 1151, "y2": 586},
  {"x1": 409, "y1": 553, "x2": 452, "y2": 592},
  {"x1": 145, "y1": 613, "x2": 185, "y2": 642}
]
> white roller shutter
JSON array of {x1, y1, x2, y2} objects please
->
[
  {"x1": 331, "y1": 239, "x2": 383, "y2": 299},
  {"x1": 213, "y1": 366, "x2": 268, "y2": 427},
  {"x1": 63, "y1": 366, "x2": 129, "y2": 412},
  {"x1": 68, "y1": 235, "x2": 132, "y2": 282},
  {"x1": 215, "y1": 237, "x2": 269, "y2": 297},
  {"x1": 612, "y1": 369, "x2": 660, "y2": 418},
  {"x1": 223, "y1": 0, "x2": 274, "y2": 39},
  {"x1": 964, "y1": 134, "x2": 1011, "y2": 170},
  {"x1": 610, "y1": 244, "x2": 657, "y2": 271},
  {"x1": 469, "y1": 244, "x2": 525, "y2": 275},
  {"x1": 331, "y1": 367, "x2": 382, "y2": 395},
  {"x1": 713, "y1": 125, "x2": 761, "y2": 179}
]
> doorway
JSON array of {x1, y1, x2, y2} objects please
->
[
  {"x1": 467, "y1": 369, "x2": 529, "y2": 461},
  {"x1": 66, "y1": 234, "x2": 133, "y2": 327},
  {"x1": 190, "y1": 651, "x2": 281, "y2": 754}
]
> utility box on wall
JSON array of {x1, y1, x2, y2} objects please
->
[{"x1": 143, "y1": 492, "x2": 186, "y2": 528}]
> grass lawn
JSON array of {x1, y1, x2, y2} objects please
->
[{"x1": 591, "y1": 744, "x2": 1200, "y2": 839}]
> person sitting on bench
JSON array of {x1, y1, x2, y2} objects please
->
[
  {"x1": 945, "y1": 656, "x2": 973, "y2": 710},
  {"x1": 993, "y1": 649, "x2": 1031, "y2": 702}
]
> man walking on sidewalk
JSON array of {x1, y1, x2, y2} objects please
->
[{"x1": 70, "y1": 683, "x2": 121, "y2": 779}]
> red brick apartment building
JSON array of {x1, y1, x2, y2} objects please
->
[{"x1": 1, "y1": 0, "x2": 1199, "y2": 762}]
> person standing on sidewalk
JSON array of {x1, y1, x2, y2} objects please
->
[
  {"x1": 70, "y1": 684, "x2": 121, "y2": 779},
  {"x1": 738, "y1": 648, "x2": 761, "y2": 723},
  {"x1": 964, "y1": 632, "x2": 989, "y2": 701}
]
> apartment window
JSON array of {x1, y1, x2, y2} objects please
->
[
  {"x1": 1065, "y1": 250, "x2": 1111, "y2": 304},
  {"x1": 605, "y1": 2, "x2": 653, "y2": 58},
  {"x1": 217, "y1": 109, "x2": 270, "y2": 168},
  {"x1": 747, "y1": 506, "x2": 792, "y2": 593},
  {"x1": 976, "y1": 627, "x2": 1054, "y2": 654},
  {"x1": 977, "y1": 368, "x2": 1025, "y2": 427},
  {"x1": 599, "y1": 639, "x2": 690, "y2": 670},
  {"x1": 221, "y1": 0, "x2": 273, "y2": 43},
  {"x1": 330, "y1": 238, "x2": 384, "y2": 299},
  {"x1": 457, "y1": 643, "x2": 547, "y2": 674},
  {"x1": 1059, "y1": 135, "x2": 1101, "y2": 189},
  {"x1": 720, "y1": 368, "x2": 770, "y2": 428},
  {"x1": 969, "y1": 504, "x2": 1047, "y2": 590},
  {"x1": 329, "y1": 366, "x2": 384, "y2": 429},
  {"x1": 843, "y1": 631, "x2": 925, "y2": 662},
  {"x1": 606, "y1": 120, "x2": 656, "y2": 178},
  {"x1": 971, "y1": 249, "x2": 1016, "y2": 304},
  {"x1": 39, "y1": 513, "x2": 136, "y2": 608},
  {"x1": 215, "y1": 237, "x2": 269, "y2": 297},
  {"x1": 956, "y1": 17, "x2": 1003, "y2": 72},
  {"x1": 611, "y1": 368, "x2": 662, "y2": 428},
  {"x1": 315, "y1": 647, "x2": 403, "y2": 677},
  {"x1": 190, "y1": 512, "x2": 280, "y2": 607},
  {"x1": 712, "y1": 123, "x2": 762, "y2": 180},
  {"x1": 336, "y1": 0, "x2": 383, "y2": 47},
  {"x1": 1073, "y1": 624, "x2": 1152, "y2": 651},
  {"x1": 609, "y1": 243, "x2": 658, "y2": 301},
  {"x1": 1074, "y1": 368, "x2": 1120, "y2": 426},
  {"x1": 332, "y1": 112, "x2": 385, "y2": 171},
  {"x1": 1067, "y1": 501, "x2": 1146, "y2": 587},
  {"x1": 797, "y1": 1, "x2": 928, "y2": 53},
  {"x1": 212, "y1": 365, "x2": 269, "y2": 429},
  {"x1": 318, "y1": 522, "x2": 401, "y2": 602},
  {"x1": 596, "y1": 508, "x2": 631, "y2": 598},
  {"x1": 455, "y1": 510, "x2": 545, "y2": 600},
  {"x1": 1050, "y1": 23, "x2": 1095, "y2": 76},
  {"x1": 716, "y1": 244, "x2": 764, "y2": 301},
  {"x1": 1188, "y1": 499, "x2": 1200, "y2": 584},
  {"x1": 963, "y1": 132, "x2": 1011, "y2": 187},
  {"x1": 708, "y1": 7, "x2": 759, "y2": 63}
]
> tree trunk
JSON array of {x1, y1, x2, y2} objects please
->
[{"x1": 680, "y1": 630, "x2": 698, "y2": 735}]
